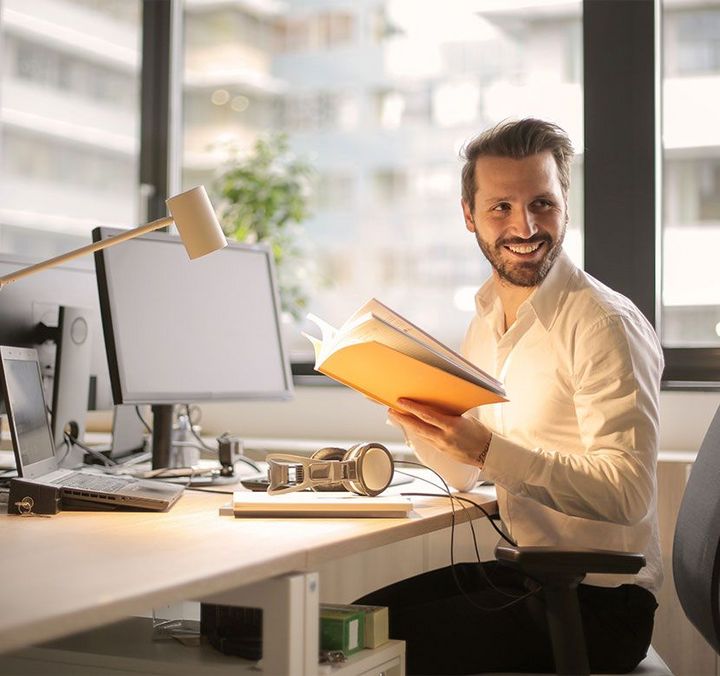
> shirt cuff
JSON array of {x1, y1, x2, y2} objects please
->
[{"x1": 481, "y1": 433, "x2": 538, "y2": 492}]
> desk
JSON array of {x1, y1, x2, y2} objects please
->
[{"x1": 0, "y1": 484, "x2": 497, "y2": 675}]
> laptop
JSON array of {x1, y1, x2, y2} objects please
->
[{"x1": 0, "y1": 346, "x2": 183, "y2": 511}]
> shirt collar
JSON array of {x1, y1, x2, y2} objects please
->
[
  {"x1": 528, "y1": 249, "x2": 576, "y2": 331},
  {"x1": 474, "y1": 249, "x2": 576, "y2": 332}
]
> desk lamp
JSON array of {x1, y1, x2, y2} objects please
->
[
  {"x1": 0, "y1": 185, "x2": 227, "y2": 471},
  {"x1": 0, "y1": 186, "x2": 227, "y2": 289}
]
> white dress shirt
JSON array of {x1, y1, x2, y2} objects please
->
[{"x1": 410, "y1": 250, "x2": 664, "y2": 592}]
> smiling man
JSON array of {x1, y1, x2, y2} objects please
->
[{"x1": 356, "y1": 119, "x2": 664, "y2": 674}]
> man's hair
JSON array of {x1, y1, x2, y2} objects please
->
[{"x1": 460, "y1": 118, "x2": 574, "y2": 210}]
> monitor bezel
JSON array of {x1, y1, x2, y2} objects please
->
[{"x1": 93, "y1": 227, "x2": 294, "y2": 406}]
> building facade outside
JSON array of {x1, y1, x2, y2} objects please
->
[{"x1": 0, "y1": 0, "x2": 717, "y2": 361}]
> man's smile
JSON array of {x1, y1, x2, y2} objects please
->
[{"x1": 503, "y1": 241, "x2": 545, "y2": 257}]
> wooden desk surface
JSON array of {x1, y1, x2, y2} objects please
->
[{"x1": 0, "y1": 485, "x2": 496, "y2": 655}]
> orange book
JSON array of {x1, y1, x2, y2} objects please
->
[{"x1": 303, "y1": 298, "x2": 506, "y2": 415}]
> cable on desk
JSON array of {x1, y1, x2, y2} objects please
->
[
  {"x1": 395, "y1": 460, "x2": 538, "y2": 612},
  {"x1": 184, "y1": 405, "x2": 262, "y2": 474},
  {"x1": 395, "y1": 460, "x2": 515, "y2": 546},
  {"x1": 135, "y1": 406, "x2": 153, "y2": 434},
  {"x1": 184, "y1": 404, "x2": 215, "y2": 452},
  {"x1": 394, "y1": 468, "x2": 486, "y2": 563}
]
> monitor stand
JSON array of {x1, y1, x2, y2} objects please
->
[
  {"x1": 149, "y1": 405, "x2": 251, "y2": 487},
  {"x1": 151, "y1": 404, "x2": 174, "y2": 470}
]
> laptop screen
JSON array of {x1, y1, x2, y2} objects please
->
[{"x1": 1, "y1": 351, "x2": 56, "y2": 472}]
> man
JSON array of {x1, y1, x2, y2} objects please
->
[{"x1": 357, "y1": 118, "x2": 663, "y2": 674}]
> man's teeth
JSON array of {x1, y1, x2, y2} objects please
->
[{"x1": 506, "y1": 242, "x2": 542, "y2": 254}]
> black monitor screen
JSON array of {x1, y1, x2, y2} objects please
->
[
  {"x1": 93, "y1": 229, "x2": 293, "y2": 405},
  {"x1": 2, "y1": 356, "x2": 56, "y2": 469}
]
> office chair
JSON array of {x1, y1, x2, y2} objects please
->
[{"x1": 490, "y1": 403, "x2": 720, "y2": 676}]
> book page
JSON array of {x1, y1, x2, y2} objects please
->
[
  {"x1": 301, "y1": 332, "x2": 324, "y2": 363},
  {"x1": 333, "y1": 314, "x2": 504, "y2": 394},
  {"x1": 349, "y1": 299, "x2": 503, "y2": 392},
  {"x1": 305, "y1": 314, "x2": 340, "y2": 364}
]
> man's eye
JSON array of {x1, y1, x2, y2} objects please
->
[
  {"x1": 533, "y1": 199, "x2": 553, "y2": 209},
  {"x1": 492, "y1": 203, "x2": 510, "y2": 212}
]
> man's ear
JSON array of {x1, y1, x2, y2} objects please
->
[{"x1": 462, "y1": 200, "x2": 475, "y2": 233}]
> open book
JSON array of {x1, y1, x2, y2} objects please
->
[{"x1": 303, "y1": 298, "x2": 506, "y2": 415}]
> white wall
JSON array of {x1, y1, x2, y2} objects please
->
[
  {"x1": 199, "y1": 386, "x2": 402, "y2": 446},
  {"x1": 198, "y1": 386, "x2": 720, "y2": 452}
]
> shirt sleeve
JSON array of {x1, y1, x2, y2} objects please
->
[
  {"x1": 406, "y1": 431, "x2": 481, "y2": 493},
  {"x1": 481, "y1": 313, "x2": 664, "y2": 526},
  {"x1": 385, "y1": 320, "x2": 483, "y2": 492}
]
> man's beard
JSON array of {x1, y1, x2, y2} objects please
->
[{"x1": 475, "y1": 228, "x2": 565, "y2": 287}]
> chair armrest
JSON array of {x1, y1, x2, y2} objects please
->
[{"x1": 495, "y1": 543, "x2": 646, "y2": 577}]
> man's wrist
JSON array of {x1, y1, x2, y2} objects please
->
[{"x1": 477, "y1": 432, "x2": 492, "y2": 469}]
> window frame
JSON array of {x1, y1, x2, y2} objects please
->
[
  {"x1": 146, "y1": 0, "x2": 718, "y2": 388},
  {"x1": 584, "y1": 0, "x2": 720, "y2": 388}
]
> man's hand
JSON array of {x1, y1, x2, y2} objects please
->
[{"x1": 389, "y1": 398, "x2": 492, "y2": 468}]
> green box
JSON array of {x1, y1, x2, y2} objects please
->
[
  {"x1": 319, "y1": 607, "x2": 365, "y2": 656},
  {"x1": 320, "y1": 603, "x2": 389, "y2": 650}
]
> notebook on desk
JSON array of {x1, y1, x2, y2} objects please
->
[
  {"x1": 222, "y1": 491, "x2": 413, "y2": 518},
  {"x1": 0, "y1": 346, "x2": 183, "y2": 512}
]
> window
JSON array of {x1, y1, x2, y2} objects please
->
[
  {"x1": 662, "y1": 2, "x2": 720, "y2": 351},
  {"x1": 180, "y1": 0, "x2": 584, "y2": 362},
  {"x1": 0, "y1": 0, "x2": 142, "y2": 256},
  {"x1": 175, "y1": 0, "x2": 717, "y2": 385}
]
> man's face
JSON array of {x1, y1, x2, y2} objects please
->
[{"x1": 462, "y1": 151, "x2": 567, "y2": 288}]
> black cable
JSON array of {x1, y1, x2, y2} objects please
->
[
  {"x1": 394, "y1": 469, "x2": 486, "y2": 564},
  {"x1": 396, "y1": 460, "x2": 516, "y2": 546},
  {"x1": 394, "y1": 460, "x2": 538, "y2": 612},
  {"x1": 184, "y1": 404, "x2": 216, "y2": 452},
  {"x1": 64, "y1": 432, "x2": 117, "y2": 467},
  {"x1": 183, "y1": 405, "x2": 262, "y2": 473},
  {"x1": 185, "y1": 486, "x2": 236, "y2": 494},
  {"x1": 46, "y1": 405, "x2": 70, "y2": 466},
  {"x1": 395, "y1": 466, "x2": 522, "y2": 601},
  {"x1": 135, "y1": 406, "x2": 152, "y2": 434},
  {"x1": 232, "y1": 454, "x2": 262, "y2": 473},
  {"x1": 55, "y1": 436, "x2": 72, "y2": 467}
]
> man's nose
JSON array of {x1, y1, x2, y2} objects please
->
[{"x1": 510, "y1": 208, "x2": 539, "y2": 238}]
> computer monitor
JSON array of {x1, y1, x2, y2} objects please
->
[
  {"x1": 92, "y1": 228, "x2": 293, "y2": 469},
  {"x1": 0, "y1": 253, "x2": 114, "y2": 459}
]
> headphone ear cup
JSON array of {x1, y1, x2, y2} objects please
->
[
  {"x1": 311, "y1": 447, "x2": 346, "y2": 462},
  {"x1": 310, "y1": 447, "x2": 348, "y2": 491},
  {"x1": 342, "y1": 443, "x2": 394, "y2": 496}
]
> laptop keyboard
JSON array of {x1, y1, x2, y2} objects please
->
[{"x1": 56, "y1": 473, "x2": 131, "y2": 493}]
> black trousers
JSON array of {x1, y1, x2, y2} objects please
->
[{"x1": 355, "y1": 562, "x2": 657, "y2": 675}]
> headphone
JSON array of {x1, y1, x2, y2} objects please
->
[{"x1": 265, "y1": 442, "x2": 394, "y2": 497}]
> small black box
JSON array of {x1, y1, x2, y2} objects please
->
[
  {"x1": 7, "y1": 478, "x2": 61, "y2": 515},
  {"x1": 201, "y1": 603, "x2": 262, "y2": 660}
]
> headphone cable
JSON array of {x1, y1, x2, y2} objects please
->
[{"x1": 395, "y1": 460, "x2": 538, "y2": 611}]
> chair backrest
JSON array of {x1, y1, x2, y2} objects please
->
[{"x1": 673, "y1": 403, "x2": 720, "y2": 654}]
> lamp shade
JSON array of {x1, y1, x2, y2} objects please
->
[{"x1": 167, "y1": 186, "x2": 227, "y2": 259}]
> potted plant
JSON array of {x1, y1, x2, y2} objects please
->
[{"x1": 212, "y1": 133, "x2": 315, "y2": 323}]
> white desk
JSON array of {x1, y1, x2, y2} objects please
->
[{"x1": 0, "y1": 484, "x2": 497, "y2": 675}]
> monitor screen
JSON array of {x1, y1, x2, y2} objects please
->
[
  {"x1": 0, "y1": 349, "x2": 57, "y2": 474},
  {"x1": 0, "y1": 254, "x2": 113, "y2": 409},
  {"x1": 93, "y1": 228, "x2": 293, "y2": 405},
  {"x1": 0, "y1": 254, "x2": 114, "y2": 455}
]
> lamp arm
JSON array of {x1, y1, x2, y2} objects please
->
[{"x1": 0, "y1": 215, "x2": 174, "y2": 289}]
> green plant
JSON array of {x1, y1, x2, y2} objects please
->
[{"x1": 213, "y1": 133, "x2": 315, "y2": 321}]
